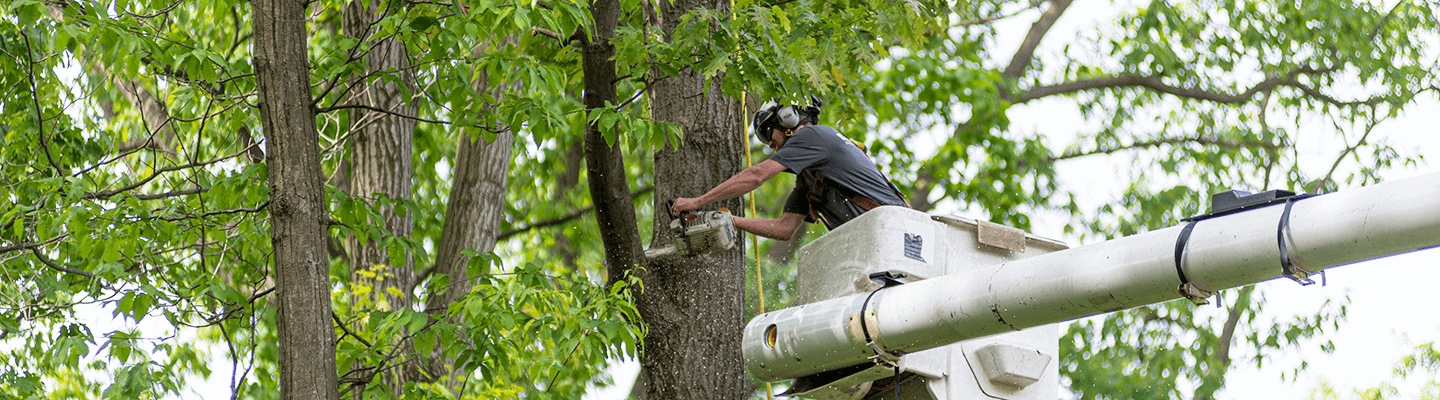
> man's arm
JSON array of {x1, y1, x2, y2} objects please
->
[
  {"x1": 733, "y1": 212, "x2": 806, "y2": 240},
  {"x1": 671, "y1": 159, "x2": 787, "y2": 214}
]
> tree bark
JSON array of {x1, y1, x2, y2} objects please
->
[
  {"x1": 252, "y1": 0, "x2": 339, "y2": 397},
  {"x1": 642, "y1": 0, "x2": 750, "y2": 398},
  {"x1": 339, "y1": 4, "x2": 417, "y2": 395},
  {"x1": 342, "y1": 0, "x2": 416, "y2": 311}
]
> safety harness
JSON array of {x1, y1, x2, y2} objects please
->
[{"x1": 805, "y1": 170, "x2": 912, "y2": 229}]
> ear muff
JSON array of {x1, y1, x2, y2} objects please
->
[{"x1": 775, "y1": 106, "x2": 802, "y2": 130}]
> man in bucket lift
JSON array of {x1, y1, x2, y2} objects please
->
[{"x1": 670, "y1": 97, "x2": 910, "y2": 240}]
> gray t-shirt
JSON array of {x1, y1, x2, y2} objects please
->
[{"x1": 767, "y1": 125, "x2": 906, "y2": 229}]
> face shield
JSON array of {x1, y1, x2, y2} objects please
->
[{"x1": 752, "y1": 100, "x2": 780, "y2": 148}]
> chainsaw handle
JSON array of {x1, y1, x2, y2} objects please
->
[
  {"x1": 666, "y1": 198, "x2": 683, "y2": 219},
  {"x1": 668, "y1": 198, "x2": 701, "y2": 223}
]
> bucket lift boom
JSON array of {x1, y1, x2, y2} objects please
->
[{"x1": 742, "y1": 172, "x2": 1440, "y2": 399}]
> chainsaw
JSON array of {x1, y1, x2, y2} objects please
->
[{"x1": 644, "y1": 200, "x2": 738, "y2": 258}]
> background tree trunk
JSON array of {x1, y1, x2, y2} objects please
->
[
  {"x1": 642, "y1": 1, "x2": 749, "y2": 398},
  {"x1": 340, "y1": 4, "x2": 416, "y2": 395},
  {"x1": 429, "y1": 131, "x2": 512, "y2": 311},
  {"x1": 342, "y1": 0, "x2": 416, "y2": 311},
  {"x1": 252, "y1": 0, "x2": 339, "y2": 397}
]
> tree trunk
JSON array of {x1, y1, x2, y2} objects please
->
[
  {"x1": 342, "y1": 0, "x2": 416, "y2": 311},
  {"x1": 429, "y1": 132, "x2": 512, "y2": 311},
  {"x1": 582, "y1": 0, "x2": 647, "y2": 286},
  {"x1": 642, "y1": 1, "x2": 750, "y2": 398},
  {"x1": 339, "y1": 4, "x2": 416, "y2": 395},
  {"x1": 428, "y1": 37, "x2": 519, "y2": 326},
  {"x1": 252, "y1": 0, "x2": 339, "y2": 397}
]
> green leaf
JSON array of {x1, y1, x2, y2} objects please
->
[{"x1": 410, "y1": 16, "x2": 439, "y2": 32}]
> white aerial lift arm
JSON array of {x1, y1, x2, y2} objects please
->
[{"x1": 741, "y1": 171, "x2": 1440, "y2": 399}]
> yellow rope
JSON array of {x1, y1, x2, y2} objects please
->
[
  {"x1": 739, "y1": 89, "x2": 775, "y2": 400},
  {"x1": 730, "y1": 2, "x2": 771, "y2": 398},
  {"x1": 740, "y1": 98, "x2": 766, "y2": 315}
]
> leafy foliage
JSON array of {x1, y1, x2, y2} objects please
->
[
  {"x1": 2, "y1": 0, "x2": 1437, "y2": 398},
  {"x1": 2, "y1": 0, "x2": 643, "y2": 397}
]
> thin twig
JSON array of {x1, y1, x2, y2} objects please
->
[
  {"x1": 1309, "y1": 118, "x2": 1381, "y2": 193},
  {"x1": 332, "y1": 311, "x2": 374, "y2": 348},
  {"x1": 21, "y1": 31, "x2": 61, "y2": 173},
  {"x1": 548, "y1": 328, "x2": 591, "y2": 389},
  {"x1": 124, "y1": 0, "x2": 185, "y2": 19}
]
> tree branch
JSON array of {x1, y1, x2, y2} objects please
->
[
  {"x1": 82, "y1": 142, "x2": 259, "y2": 201},
  {"x1": 1193, "y1": 285, "x2": 1255, "y2": 400},
  {"x1": 1051, "y1": 136, "x2": 1281, "y2": 163},
  {"x1": 133, "y1": 186, "x2": 210, "y2": 201},
  {"x1": 0, "y1": 235, "x2": 68, "y2": 256},
  {"x1": 952, "y1": 5, "x2": 1039, "y2": 29},
  {"x1": 498, "y1": 185, "x2": 654, "y2": 240},
  {"x1": 31, "y1": 248, "x2": 94, "y2": 278},
  {"x1": 157, "y1": 201, "x2": 269, "y2": 222},
  {"x1": 531, "y1": 26, "x2": 563, "y2": 41},
  {"x1": 1016, "y1": 73, "x2": 1296, "y2": 105},
  {"x1": 1003, "y1": 0, "x2": 1072, "y2": 80},
  {"x1": 1014, "y1": 4, "x2": 1415, "y2": 108},
  {"x1": 314, "y1": 103, "x2": 452, "y2": 126}
]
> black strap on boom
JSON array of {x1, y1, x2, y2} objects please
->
[
  {"x1": 1173, "y1": 190, "x2": 1322, "y2": 305},
  {"x1": 1173, "y1": 220, "x2": 1211, "y2": 305},
  {"x1": 1278, "y1": 197, "x2": 1316, "y2": 285},
  {"x1": 858, "y1": 271, "x2": 906, "y2": 369}
]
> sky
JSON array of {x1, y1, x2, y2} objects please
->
[{"x1": 590, "y1": 2, "x2": 1440, "y2": 399}]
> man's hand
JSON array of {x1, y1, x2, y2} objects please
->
[{"x1": 671, "y1": 197, "x2": 703, "y2": 217}]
